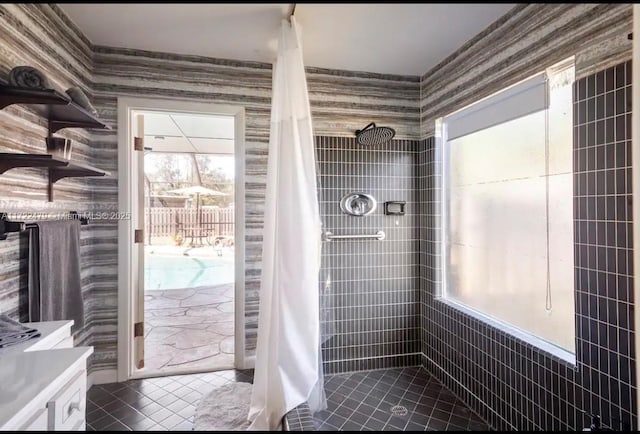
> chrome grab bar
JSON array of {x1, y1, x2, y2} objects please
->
[{"x1": 324, "y1": 230, "x2": 385, "y2": 241}]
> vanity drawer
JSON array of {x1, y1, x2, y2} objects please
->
[{"x1": 47, "y1": 370, "x2": 87, "y2": 431}]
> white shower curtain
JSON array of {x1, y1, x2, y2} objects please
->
[{"x1": 247, "y1": 16, "x2": 324, "y2": 430}]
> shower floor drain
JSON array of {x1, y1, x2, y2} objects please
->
[{"x1": 390, "y1": 405, "x2": 408, "y2": 416}]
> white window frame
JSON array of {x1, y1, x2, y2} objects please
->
[{"x1": 435, "y1": 63, "x2": 576, "y2": 365}]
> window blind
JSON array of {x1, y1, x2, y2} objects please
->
[{"x1": 444, "y1": 72, "x2": 548, "y2": 141}]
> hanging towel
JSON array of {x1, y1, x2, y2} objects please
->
[
  {"x1": 28, "y1": 220, "x2": 84, "y2": 331},
  {"x1": 0, "y1": 314, "x2": 41, "y2": 349},
  {"x1": 28, "y1": 228, "x2": 40, "y2": 323}
]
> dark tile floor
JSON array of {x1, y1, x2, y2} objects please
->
[
  {"x1": 314, "y1": 367, "x2": 489, "y2": 431},
  {"x1": 87, "y1": 366, "x2": 486, "y2": 431},
  {"x1": 86, "y1": 369, "x2": 253, "y2": 431}
]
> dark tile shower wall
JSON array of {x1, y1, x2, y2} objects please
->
[
  {"x1": 316, "y1": 136, "x2": 421, "y2": 374},
  {"x1": 419, "y1": 61, "x2": 635, "y2": 430}
]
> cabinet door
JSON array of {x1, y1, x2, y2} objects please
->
[{"x1": 47, "y1": 370, "x2": 87, "y2": 430}]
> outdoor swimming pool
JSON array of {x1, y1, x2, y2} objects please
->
[{"x1": 144, "y1": 253, "x2": 234, "y2": 290}]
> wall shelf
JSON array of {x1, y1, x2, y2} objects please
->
[
  {"x1": 0, "y1": 153, "x2": 110, "y2": 201},
  {"x1": 0, "y1": 153, "x2": 68, "y2": 175},
  {"x1": 0, "y1": 86, "x2": 111, "y2": 201},
  {"x1": 0, "y1": 86, "x2": 110, "y2": 134}
]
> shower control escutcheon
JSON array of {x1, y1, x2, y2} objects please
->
[{"x1": 340, "y1": 192, "x2": 377, "y2": 216}]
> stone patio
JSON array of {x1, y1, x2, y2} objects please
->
[{"x1": 143, "y1": 283, "x2": 234, "y2": 374}]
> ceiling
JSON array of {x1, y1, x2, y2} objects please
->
[
  {"x1": 142, "y1": 112, "x2": 234, "y2": 154},
  {"x1": 60, "y1": 4, "x2": 514, "y2": 75}
]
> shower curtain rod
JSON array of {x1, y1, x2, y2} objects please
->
[{"x1": 288, "y1": 3, "x2": 296, "y2": 22}]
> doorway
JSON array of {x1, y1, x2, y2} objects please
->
[
  {"x1": 142, "y1": 111, "x2": 235, "y2": 374},
  {"x1": 117, "y1": 98, "x2": 246, "y2": 381}
]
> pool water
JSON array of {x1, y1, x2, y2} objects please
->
[{"x1": 144, "y1": 254, "x2": 234, "y2": 290}]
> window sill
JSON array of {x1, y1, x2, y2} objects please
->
[{"x1": 435, "y1": 296, "x2": 577, "y2": 367}]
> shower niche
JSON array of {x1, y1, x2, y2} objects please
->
[{"x1": 340, "y1": 192, "x2": 377, "y2": 216}]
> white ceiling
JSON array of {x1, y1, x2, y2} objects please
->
[
  {"x1": 60, "y1": 3, "x2": 514, "y2": 75},
  {"x1": 143, "y1": 112, "x2": 234, "y2": 154}
]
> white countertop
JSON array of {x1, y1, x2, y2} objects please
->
[
  {"x1": 0, "y1": 321, "x2": 93, "y2": 429},
  {"x1": 0, "y1": 320, "x2": 73, "y2": 355}
]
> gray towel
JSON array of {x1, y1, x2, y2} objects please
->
[
  {"x1": 8, "y1": 65, "x2": 50, "y2": 89},
  {"x1": 28, "y1": 220, "x2": 84, "y2": 332},
  {"x1": 28, "y1": 231, "x2": 40, "y2": 323},
  {"x1": 0, "y1": 314, "x2": 41, "y2": 348}
]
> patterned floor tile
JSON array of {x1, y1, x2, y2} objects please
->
[{"x1": 87, "y1": 369, "x2": 253, "y2": 431}]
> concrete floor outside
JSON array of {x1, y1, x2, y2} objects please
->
[{"x1": 143, "y1": 245, "x2": 234, "y2": 374}]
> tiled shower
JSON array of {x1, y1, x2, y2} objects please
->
[
  {"x1": 317, "y1": 136, "x2": 421, "y2": 374},
  {"x1": 303, "y1": 60, "x2": 636, "y2": 433}
]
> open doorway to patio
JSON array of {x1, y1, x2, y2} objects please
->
[
  {"x1": 140, "y1": 110, "x2": 236, "y2": 375},
  {"x1": 118, "y1": 97, "x2": 245, "y2": 382}
]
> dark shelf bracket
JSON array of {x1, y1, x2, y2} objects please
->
[
  {"x1": 0, "y1": 162, "x2": 25, "y2": 175},
  {"x1": 0, "y1": 161, "x2": 52, "y2": 175},
  {"x1": 0, "y1": 154, "x2": 109, "y2": 201},
  {"x1": 49, "y1": 168, "x2": 101, "y2": 183},
  {"x1": 49, "y1": 120, "x2": 101, "y2": 135},
  {"x1": 0, "y1": 153, "x2": 68, "y2": 175},
  {"x1": 48, "y1": 166, "x2": 108, "y2": 202},
  {"x1": 0, "y1": 86, "x2": 110, "y2": 136},
  {"x1": 0, "y1": 90, "x2": 68, "y2": 111}
]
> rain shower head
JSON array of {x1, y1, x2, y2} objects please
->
[{"x1": 355, "y1": 122, "x2": 396, "y2": 146}]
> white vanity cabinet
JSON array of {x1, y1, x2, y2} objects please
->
[{"x1": 0, "y1": 321, "x2": 93, "y2": 431}]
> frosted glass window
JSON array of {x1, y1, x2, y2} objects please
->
[{"x1": 440, "y1": 58, "x2": 575, "y2": 354}]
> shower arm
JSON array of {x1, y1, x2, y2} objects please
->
[{"x1": 355, "y1": 122, "x2": 375, "y2": 135}]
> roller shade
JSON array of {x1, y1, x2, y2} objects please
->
[{"x1": 444, "y1": 72, "x2": 549, "y2": 141}]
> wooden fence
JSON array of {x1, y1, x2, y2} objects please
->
[{"x1": 144, "y1": 207, "x2": 234, "y2": 241}]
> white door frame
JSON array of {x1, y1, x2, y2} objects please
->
[{"x1": 117, "y1": 96, "x2": 246, "y2": 381}]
